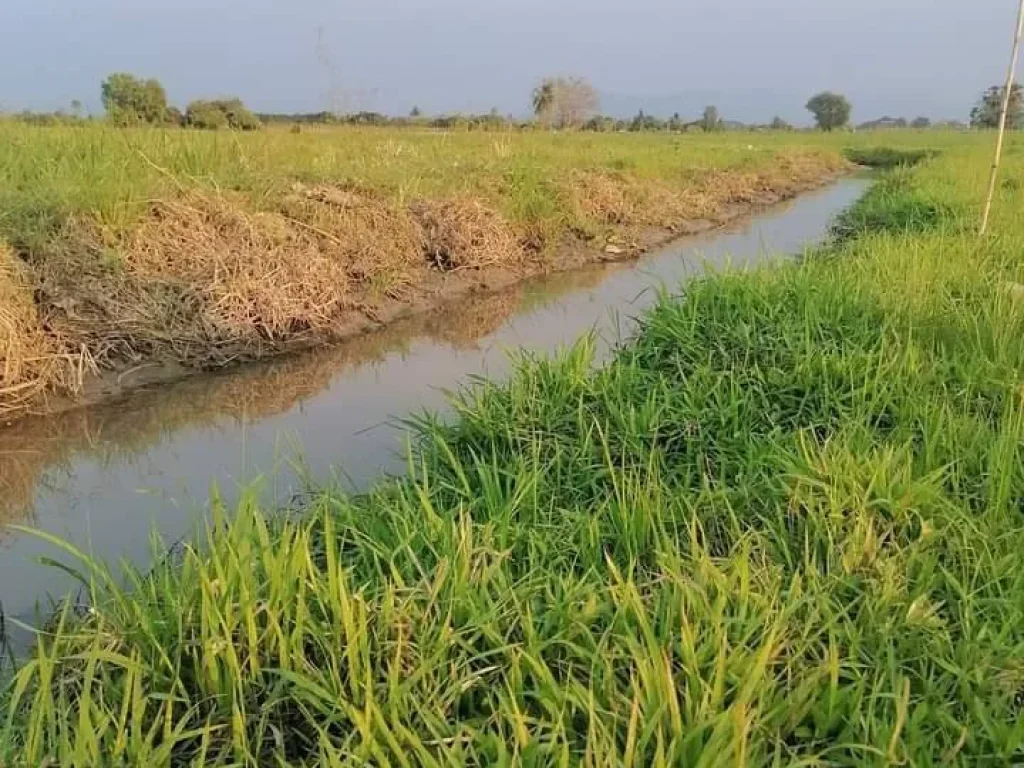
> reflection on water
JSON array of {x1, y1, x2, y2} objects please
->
[
  {"x1": 0, "y1": 269, "x2": 614, "y2": 529},
  {"x1": 0, "y1": 180, "x2": 869, "y2": 644}
]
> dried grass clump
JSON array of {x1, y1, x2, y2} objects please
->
[
  {"x1": 632, "y1": 181, "x2": 720, "y2": 227},
  {"x1": 563, "y1": 171, "x2": 640, "y2": 227},
  {"x1": 282, "y1": 183, "x2": 426, "y2": 298},
  {"x1": 30, "y1": 193, "x2": 357, "y2": 367},
  {"x1": 411, "y1": 199, "x2": 523, "y2": 271},
  {"x1": 0, "y1": 242, "x2": 84, "y2": 417},
  {"x1": 127, "y1": 192, "x2": 353, "y2": 345},
  {"x1": 760, "y1": 152, "x2": 850, "y2": 195},
  {"x1": 700, "y1": 169, "x2": 769, "y2": 205},
  {"x1": 30, "y1": 218, "x2": 199, "y2": 366}
]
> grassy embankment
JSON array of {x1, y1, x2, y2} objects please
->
[
  {"x1": 0, "y1": 124, "x2": 857, "y2": 421},
  {"x1": 3, "y1": 134, "x2": 1024, "y2": 765}
]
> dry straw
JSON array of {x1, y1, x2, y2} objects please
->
[{"x1": 0, "y1": 243, "x2": 87, "y2": 417}]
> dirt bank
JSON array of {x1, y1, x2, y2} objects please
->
[{"x1": 0, "y1": 154, "x2": 849, "y2": 423}]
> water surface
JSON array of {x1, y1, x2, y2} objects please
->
[{"x1": 0, "y1": 179, "x2": 869, "y2": 643}]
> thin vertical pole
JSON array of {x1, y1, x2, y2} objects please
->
[{"x1": 980, "y1": 0, "x2": 1024, "y2": 236}]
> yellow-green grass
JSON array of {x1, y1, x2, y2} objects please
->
[
  {"x1": 0, "y1": 122, "x2": 858, "y2": 247},
  {"x1": 0, "y1": 122, "x2": 982, "y2": 256},
  {"x1": 4, "y1": 135, "x2": 1024, "y2": 765},
  {"x1": 0, "y1": 123, "x2": 856, "y2": 421}
]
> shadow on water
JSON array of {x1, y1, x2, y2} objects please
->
[{"x1": 0, "y1": 179, "x2": 870, "y2": 650}]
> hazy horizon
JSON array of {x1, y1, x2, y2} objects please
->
[{"x1": 1, "y1": 0, "x2": 1019, "y2": 124}]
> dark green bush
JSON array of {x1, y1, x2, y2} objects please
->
[
  {"x1": 844, "y1": 146, "x2": 938, "y2": 169},
  {"x1": 185, "y1": 98, "x2": 261, "y2": 131}
]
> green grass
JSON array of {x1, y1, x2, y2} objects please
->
[
  {"x1": 0, "y1": 122, "x2": 970, "y2": 253},
  {"x1": 830, "y1": 167, "x2": 964, "y2": 241},
  {"x1": 0, "y1": 123, "x2": 795, "y2": 250},
  {"x1": 4, "y1": 134, "x2": 1024, "y2": 766}
]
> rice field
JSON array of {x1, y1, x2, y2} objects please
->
[{"x1": 2, "y1": 132, "x2": 1024, "y2": 765}]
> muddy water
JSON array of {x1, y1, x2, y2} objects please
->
[{"x1": 0, "y1": 179, "x2": 868, "y2": 644}]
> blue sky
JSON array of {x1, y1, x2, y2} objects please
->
[{"x1": 0, "y1": 0, "x2": 1018, "y2": 123}]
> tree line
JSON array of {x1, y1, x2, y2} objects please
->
[
  {"x1": 5, "y1": 72, "x2": 1022, "y2": 133},
  {"x1": 99, "y1": 72, "x2": 261, "y2": 129}
]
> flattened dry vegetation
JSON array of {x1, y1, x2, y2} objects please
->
[
  {"x1": 412, "y1": 198, "x2": 524, "y2": 271},
  {"x1": 563, "y1": 152, "x2": 849, "y2": 233},
  {"x1": 0, "y1": 242, "x2": 87, "y2": 417},
  {"x1": 281, "y1": 183, "x2": 425, "y2": 298},
  {"x1": 29, "y1": 196, "x2": 353, "y2": 367},
  {"x1": 0, "y1": 128, "x2": 848, "y2": 420}
]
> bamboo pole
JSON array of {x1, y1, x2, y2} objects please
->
[{"x1": 980, "y1": 0, "x2": 1024, "y2": 236}]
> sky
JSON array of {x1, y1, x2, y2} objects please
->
[{"x1": 0, "y1": 0, "x2": 1019, "y2": 124}]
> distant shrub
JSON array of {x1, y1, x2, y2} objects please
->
[
  {"x1": 11, "y1": 110, "x2": 89, "y2": 127},
  {"x1": 629, "y1": 110, "x2": 664, "y2": 132},
  {"x1": 101, "y1": 73, "x2": 169, "y2": 125},
  {"x1": 844, "y1": 147, "x2": 938, "y2": 169},
  {"x1": 164, "y1": 106, "x2": 184, "y2": 127},
  {"x1": 346, "y1": 111, "x2": 390, "y2": 126},
  {"x1": 257, "y1": 111, "x2": 337, "y2": 125},
  {"x1": 583, "y1": 115, "x2": 616, "y2": 132},
  {"x1": 970, "y1": 83, "x2": 1023, "y2": 129},
  {"x1": 186, "y1": 98, "x2": 261, "y2": 131},
  {"x1": 187, "y1": 103, "x2": 228, "y2": 130}
]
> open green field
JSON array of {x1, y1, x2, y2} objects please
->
[
  {"x1": 0, "y1": 123, "x2": 976, "y2": 251},
  {"x1": 0, "y1": 123, "x2": 860, "y2": 247},
  {"x1": 0, "y1": 124, "x2": 857, "y2": 421},
  {"x1": 3, "y1": 133, "x2": 1024, "y2": 765}
]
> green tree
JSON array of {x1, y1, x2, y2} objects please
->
[
  {"x1": 805, "y1": 91, "x2": 852, "y2": 131},
  {"x1": 584, "y1": 115, "x2": 616, "y2": 132},
  {"x1": 701, "y1": 105, "x2": 722, "y2": 132},
  {"x1": 165, "y1": 106, "x2": 184, "y2": 126},
  {"x1": 911, "y1": 116, "x2": 931, "y2": 129},
  {"x1": 532, "y1": 81, "x2": 556, "y2": 121},
  {"x1": 100, "y1": 73, "x2": 169, "y2": 124},
  {"x1": 409, "y1": 105, "x2": 422, "y2": 118},
  {"x1": 628, "y1": 110, "x2": 663, "y2": 132},
  {"x1": 186, "y1": 98, "x2": 261, "y2": 130},
  {"x1": 770, "y1": 116, "x2": 792, "y2": 131},
  {"x1": 970, "y1": 84, "x2": 1023, "y2": 129}
]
